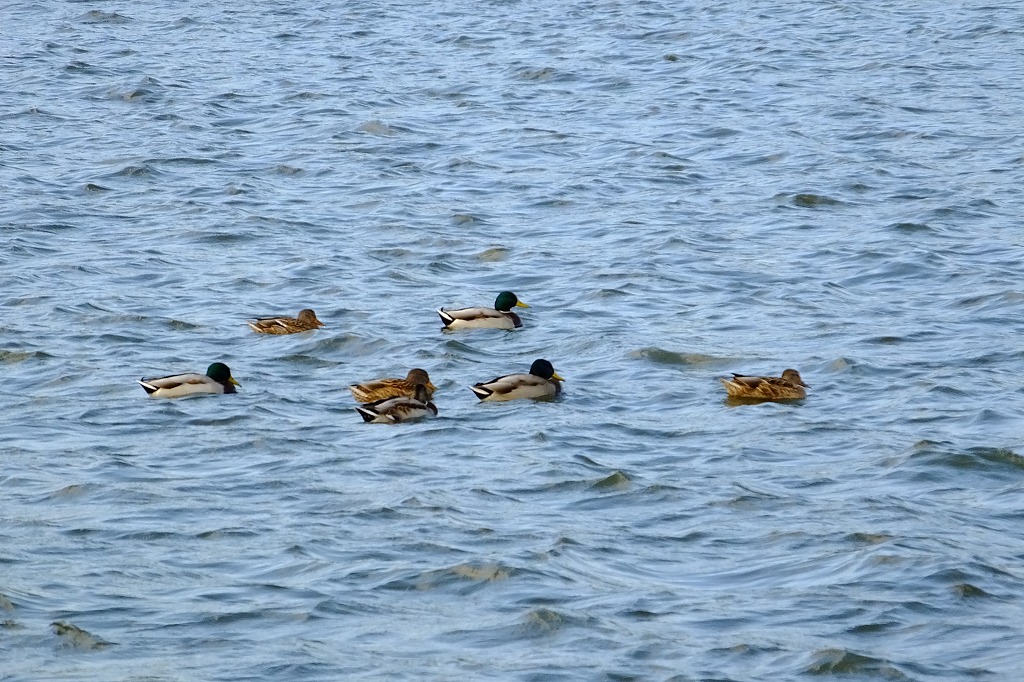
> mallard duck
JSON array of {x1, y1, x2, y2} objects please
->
[
  {"x1": 720, "y1": 369, "x2": 808, "y2": 401},
  {"x1": 247, "y1": 308, "x2": 324, "y2": 334},
  {"x1": 349, "y1": 368, "x2": 437, "y2": 403},
  {"x1": 356, "y1": 383, "x2": 437, "y2": 423},
  {"x1": 438, "y1": 291, "x2": 529, "y2": 330},
  {"x1": 471, "y1": 358, "x2": 564, "y2": 401},
  {"x1": 138, "y1": 362, "x2": 240, "y2": 398}
]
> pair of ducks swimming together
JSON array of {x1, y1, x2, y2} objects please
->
[
  {"x1": 237, "y1": 290, "x2": 529, "y2": 336},
  {"x1": 137, "y1": 291, "x2": 808, "y2": 418},
  {"x1": 350, "y1": 358, "x2": 564, "y2": 423}
]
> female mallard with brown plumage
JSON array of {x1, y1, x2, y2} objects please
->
[
  {"x1": 349, "y1": 368, "x2": 436, "y2": 403},
  {"x1": 355, "y1": 383, "x2": 437, "y2": 424},
  {"x1": 471, "y1": 358, "x2": 563, "y2": 401},
  {"x1": 247, "y1": 308, "x2": 325, "y2": 334},
  {"x1": 720, "y1": 369, "x2": 808, "y2": 401},
  {"x1": 438, "y1": 291, "x2": 528, "y2": 330}
]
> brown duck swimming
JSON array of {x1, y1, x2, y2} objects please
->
[
  {"x1": 247, "y1": 308, "x2": 325, "y2": 334},
  {"x1": 720, "y1": 369, "x2": 808, "y2": 401},
  {"x1": 349, "y1": 368, "x2": 436, "y2": 403}
]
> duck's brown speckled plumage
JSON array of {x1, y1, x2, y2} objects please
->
[
  {"x1": 349, "y1": 368, "x2": 436, "y2": 403},
  {"x1": 720, "y1": 369, "x2": 808, "y2": 401},
  {"x1": 248, "y1": 308, "x2": 325, "y2": 334}
]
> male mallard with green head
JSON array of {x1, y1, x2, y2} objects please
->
[
  {"x1": 471, "y1": 358, "x2": 563, "y2": 401},
  {"x1": 139, "y1": 362, "x2": 240, "y2": 398},
  {"x1": 438, "y1": 291, "x2": 528, "y2": 330}
]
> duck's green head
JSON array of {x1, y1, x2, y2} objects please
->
[
  {"x1": 207, "y1": 362, "x2": 240, "y2": 386},
  {"x1": 495, "y1": 291, "x2": 528, "y2": 311},
  {"x1": 529, "y1": 358, "x2": 563, "y2": 381}
]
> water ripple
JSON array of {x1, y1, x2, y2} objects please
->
[{"x1": 3, "y1": 0, "x2": 1024, "y2": 679}]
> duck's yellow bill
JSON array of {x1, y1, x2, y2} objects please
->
[
  {"x1": 552, "y1": 372, "x2": 565, "y2": 381},
  {"x1": 516, "y1": 301, "x2": 530, "y2": 308},
  {"x1": 230, "y1": 377, "x2": 241, "y2": 386}
]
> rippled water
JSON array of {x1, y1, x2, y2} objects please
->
[{"x1": 3, "y1": 1, "x2": 1024, "y2": 679}]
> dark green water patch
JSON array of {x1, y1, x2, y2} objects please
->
[
  {"x1": 78, "y1": 10, "x2": 131, "y2": 24},
  {"x1": 889, "y1": 222, "x2": 934, "y2": 233},
  {"x1": 591, "y1": 471, "x2": 631, "y2": 490},
  {"x1": 0, "y1": 350, "x2": 53, "y2": 363},
  {"x1": 166, "y1": 319, "x2": 202, "y2": 330},
  {"x1": 846, "y1": 532, "x2": 893, "y2": 545},
  {"x1": 804, "y1": 648, "x2": 910, "y2": 678},
  {"x1": 631, "y1": 347, "x2": 726, "y2": 366},
  {"x1": 52, "y1": 621, "x2": 114, "y2": 649},
  {"x1": 936, "y1": 447, "x2": 1024, "y2": 472},
  {"x1": 952, "y1": 583, "x2": 992, "y2": 599},
  {"x1": 787, "y1": 193, "x2": 845, "y2": 208},
  {"x1": 846, "y1": 621, "x2": 902, "y2": 635}
]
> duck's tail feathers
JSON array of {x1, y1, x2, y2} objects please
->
[
  {"x1": 469, "y1": 384, "x2": 492, "y2": 401},
  {"x1": 437, "y1": 309, "x2": 455, "y2": 327},
  {"x1": 355, "y1": 406, "x2": 378, "y2": 423},
  {"x1": 719, "y1": 377, "x2": 741, "y2": 396},
  {"x1": 138, "y1": 379, "x2": 158, "y2": 395}
]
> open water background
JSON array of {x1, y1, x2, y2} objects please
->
[{"x1": 3, "y1": 1, "x2": 1024, "y2": 679}]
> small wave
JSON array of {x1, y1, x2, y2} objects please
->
[
  {"x1": 45, "y1": 484, "x2": 92, "y2": 500},
  {"x1": 521, "y1": 607, "x2": 567, "y2": 635},
  {"x1": 952, "y1": 583, "x2": 992, "y2": 599},
  {"x1": 107, "y1": 164, "x2": 158, "y2": 178},
  {"x1": 0, "y1": 350, "x2": 53, "y2": 363},
  {"x1": 194, "y1": 529, "x2": 259, "y2": 539},
  {"x1": 804, "y1": 648, "x2": 909, "y2": 678},
  {"x1": 78, "y1": 10, "x2": 131, "y2": 24},
  {"x1": 357, "y1": 120, "x2": 397, "y2": 136},
  {"x1": 631, "y1": 347, "x2": 726, "y2": 366},
  {"x1": 476, "y1": 247, "x2": 508, "y2": 261},
  {"x1": 166, "y1": 319, "x2": 202, "y2": 330},
  {"x1": 590, "y1": 471, "x2": 630, "y2": 490},
  {"x1": 889, "y1": 221, "x2": 934, "y2": 233},
  {"x1": 379, "y1": 561, "x2": 517, "y2": 593},
  {"x1": 845, "y1": 532, "x2": 892, "y2": 545},
  {"x1": 512, "y1": 66, "x2": 557, "y2": 81},
  {"x1": 787, "y1": 193, "x2": 845, "y2": 208},
  {"x1": 914, "y1": 445, "x2": 1024, "y2": 474},
  {"x1": 63, "y1": 61, "x2": 96, "y2": 74},
  {"x1": 52, "y1": 621, "x2": 114, "y2": 649}
]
